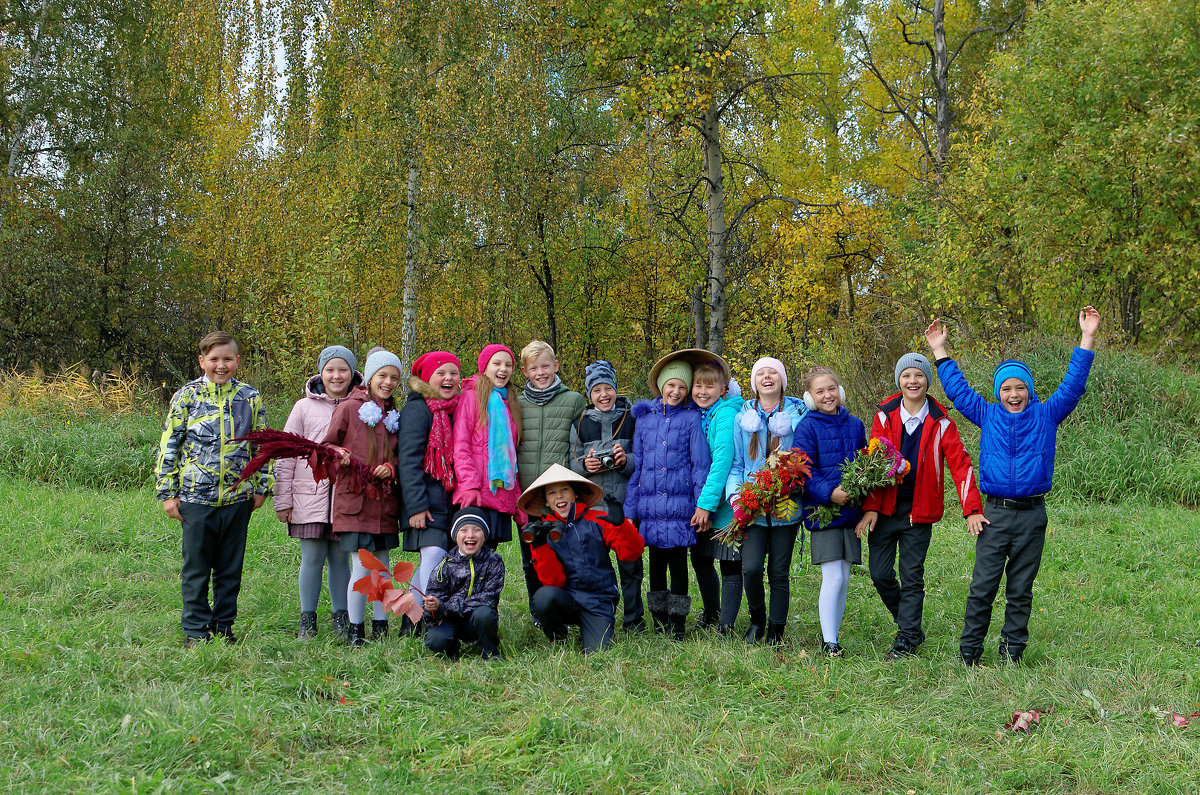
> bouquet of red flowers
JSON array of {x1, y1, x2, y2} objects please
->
[
  {"x1": 712, "y1": 448, "x2": 813, "y2": 546},
  {"x1": 809, "y1": 437, "x2": 911, "y2": 528}
]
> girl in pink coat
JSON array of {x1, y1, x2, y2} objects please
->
[
  {"x1": 274, "y1": 346, "x2": 362, "y2": 641},
  {"x1": 453, "y1": 344, "x2": 523, "y2": 545}
]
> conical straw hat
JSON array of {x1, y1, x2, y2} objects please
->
[
  {"x1": 516, "y1": 463, "x2": 605, "y2": 517},
  {"x1": 647, "y1": 348, "x2": 732, "y2": 397}
]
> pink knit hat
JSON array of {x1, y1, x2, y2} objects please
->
[
  {"x1": 477, "y1": 344, "x2": 516, "y2": 374},
  {"x1": 412, "y1": 351, "x2": 461, "y2": 383},
  {"x1": 751, "y1": 357, "x2": 788, "y2": 393}
]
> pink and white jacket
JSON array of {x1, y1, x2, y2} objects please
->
[
  {"x1": 274, "y1": 372, "x2": 363, "y2": 524},
  {"x1": 452, "y1": 375, "x2": 521, "y2": 516}
]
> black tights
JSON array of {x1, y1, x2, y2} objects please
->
[{"x1": 648, "y1": 547, "x2": 689, "y2": 595}]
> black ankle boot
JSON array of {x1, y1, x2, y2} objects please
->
[
  {"x1": 399, "y1": 615, "x2": 423, "y2": 638},
  {"x1": 346, "y1": 622, "x2": 365, "y2": 647},
  {"x1": 298, "y1": 611, "x2": 318, "y2": 641},
  {"x1": 743, "y1": 613, "x2": 766, "y2": 644},
  {"x1": 372, "y1": 619, "x2": 389, "y2": 640},
  {"x1": 717, "y1": 623, "x2": 734, "y2": 637},
  {"x1": 331, "y1": 610, "x2": 349, "y2": 641},
  {"x1": 765, "y1": 622, "x2": 785, "y2": 646},
  {"x1": 668, "y1": 594, "x2": 691, "y2": 641}
]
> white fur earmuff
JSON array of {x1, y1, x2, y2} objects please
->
[{"x1": 803, "y1": 386, "x2": 847, "y2": 411}]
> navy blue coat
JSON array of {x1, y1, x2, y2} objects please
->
[
  {"x1": 794, "y1": 407, "x2": 867, "y2": 531},
  {"x1": 624, "y1": 398, "x2": 710, "y2": 548},
  {"x1": 936, "y1": 348, "x2": 1094, "y2": 498},
  {"x1": 546, "y1": 505, "x2": 624, "y2": 614}
]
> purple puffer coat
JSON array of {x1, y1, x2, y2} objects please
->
[{"x1": 623, "y1": 399, "x2": 710, "y2": 548}]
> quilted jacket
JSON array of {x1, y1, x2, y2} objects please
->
[{"x1": 623, "y1": 398, "x2": 710, "y2": 548}]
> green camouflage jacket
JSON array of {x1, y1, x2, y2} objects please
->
[{"x1": 155, "y1": 377, "x2": 272, "y2": 505}]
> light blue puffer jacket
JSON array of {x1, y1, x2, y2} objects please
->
[{"x1": 725, "y1": 396, "x2": 807, "y2": 527}]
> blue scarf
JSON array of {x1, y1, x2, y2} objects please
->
[{"x1": 486, "y1": 386, "x2": 517, "y2": 493}]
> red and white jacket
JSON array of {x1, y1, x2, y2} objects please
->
[{"x1": 862, "y1": 394, "x2": 983, "y2": 523}]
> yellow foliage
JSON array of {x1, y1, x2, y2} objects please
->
[{"x1": 0, "y1": 365, "x2": 145, "y2": 416}]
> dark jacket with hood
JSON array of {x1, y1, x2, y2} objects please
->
[
  {"x1": 424, "y1": 544, "x2": 505, "y2": 622},
  {"x1": 397, "y1": 376, "x2": 458, "y2": 551},
  {"x1": 568, "y1": 396, "x2": 637, "y2": 502}
]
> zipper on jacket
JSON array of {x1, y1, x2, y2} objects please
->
[{"x1": 467, "y1": 558, "x2": 475, "y2": 597}]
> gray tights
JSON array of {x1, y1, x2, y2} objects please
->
[{"x1": 298, "y1": 539, "x2": 350, "y2": 613}]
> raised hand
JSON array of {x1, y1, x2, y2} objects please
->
[
  {"x1": 1078, "y1": 305, "x2": 1100, "y2": 350},
  {"x1": 924, "y1": 319, "x2": 949, "y2": 359}
]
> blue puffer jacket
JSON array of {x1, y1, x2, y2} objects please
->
[
  {"x1": 794, "y1": 407, "x2": 867, "y2": 531},
  {"x1": 697, "y1": 397, "x2": 739, "y2": 530},
  {"x1": 725, "y1": 397, "x2": 807, "y2": 527},
  {"x1": 624, "y1": 398, "x2": 710, "y2": 548},
  {"x1": 936, "y1": 348, "x2": 1094, "y2": 498}
]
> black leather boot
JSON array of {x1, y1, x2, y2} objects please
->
[
  {"x1": 346, "y1": 622, "x2": 365, "y2": 647},
  {"x1": 331, "y1": 610, "x2": 350, "y2": 641},
  {"x1": 743, "y1": 609, "x2": 766, "y2": 644},
  {"x1": 298, "y1": 611, "x2": 318, "y2": 641},
  {"x1": 765, "y1": 621, "x2": 785, "y2": 646},
  {"x1": 371, "y1": 619, "x2": 389, "y2": 640}
]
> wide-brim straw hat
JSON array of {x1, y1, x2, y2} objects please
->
[
  {"x1": 516, "y1": 463, "x2": 605, "y2": 517},
  {"x1": 646, "y1": 348, "x2": 732, "y2": 397}
]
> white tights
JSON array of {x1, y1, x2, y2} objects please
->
[
  {"x1": 347, "y1": 549, "x2": 390, "y2": 623},
  {"x1": 415, "y1": 546, "x2": 447, "y2": 598},
  {"x1": 819, "y1": 560, "x2": 851, "y2": 643}
]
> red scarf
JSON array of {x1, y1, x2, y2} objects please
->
[{"x1": 423, "y1": 394, "x2": 460, "y2": 490}]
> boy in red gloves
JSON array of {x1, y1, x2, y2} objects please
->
[{"x1": 518, "y1": 464, "x2": 645, "y2": 653}]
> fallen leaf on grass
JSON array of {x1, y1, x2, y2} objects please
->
[
  {"x1": 1172, "y1": 711, "x2": 1200, "y2": 728},
  {"x1": 338, "y1": 696, "x2": 354, "y2": 705},
  {"x1": 1005, "y1": 710, "x2": 1042, "y2": 732}
]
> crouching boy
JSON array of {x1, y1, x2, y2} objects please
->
[
  {"x1": 926, "y1": 306, "x2": 1100, "y2": 665},
  {"x1": 423, "y1": 508, "x2": 506, "y2": 660},
  {"x1": 519, "y1": 464, "x2": 645, "y2": 653}
]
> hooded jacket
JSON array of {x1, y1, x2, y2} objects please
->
[
  {"x1": 517, "y1": 382, "x2": 587, "y2": 490},
  {"x1": 697, "y1": 396, "x2": 740, "y2": 530},
  {"x1": 935, "y1": 348, "x2": 1094, "y2": 498},
  {"x1": 725, "y1": 396, "x2": 807, "y2": 527},
  {"x1": 861, "y1": 394, "x2": 983, "y2": 523},
  {"x1": 451, "y1": 375, "x2": 521, "y2": 515},
  {"x1": 623, "y1": 398, "x2": 710, "y2": 547},
  {"x1": 529, "y1": 503, "x2": 645, "y2": 614},
  {"x1": 794, "y1": 406, "x2": 867, "y2": 532},
  {"x1": 568, "y1": 396, "x2": 636, "y2": 502},
  {"x1": 397, "y1": 376, "x2": 458, "y2": 545},
  {"x1": 424, "y1": 544, "x2": 505, "y2": 621},
  {"x1": 155, "y1": 377, "x2": 271, "y2": 506},
  {"x1": 321, "y1": 386, "x2": 401, "y2": 535},
  {"x1": 274, "y1": 372, "x2": 363, "y2": 523}
]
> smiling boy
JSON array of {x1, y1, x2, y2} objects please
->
[
  {"x1": 926, "y1": 307, "x2": 1100, "y2": 665},
  {"x1": 155, "y1": 331, "x2": 270, "y2": 646},
  {"x1": 423, "y1": 508, "x2": 505, "y2": 660}
]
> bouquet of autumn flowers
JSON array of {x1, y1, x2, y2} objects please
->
[
  {"x1": 809, "y1": 437, "x2": 911, "y2": 529},
  {"x1": 713, "y1": 448, "x2": 813, "y2": 546}
]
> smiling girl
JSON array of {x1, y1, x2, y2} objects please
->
[
  {"x1": 275, "y1": 345, "x2": 363, "y2": 641},
  {"x1": 452, "y1": 344, "x2": 523, "y2": 547},
  {"x1": 794, "y1": 367, "x2": 866, "y2": 657},
  {"x1": 322, "y1": 349, "x2": 405, "y2": 646}
]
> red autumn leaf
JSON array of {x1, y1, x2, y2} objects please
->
[
  {"x1": 394, "y1": 590, "x2": 425, "y2": 624},
  {"x1": 1172, "y1": 714, "x2": 1190, "y2": 727},
  {"x1": 352, "y1": 571, "x2": 389, "y2": 601},
  {"x1": 380, "y1": 586, "x2": 406, "y2": 613},
  {"x1": 358, "y1": 548, "x2": 388, "y2": 573},
  {"x1": 391, "y1": 560, "x2": 416, "y2": 586},
  {"x1": 338, "y1": 696, "x2": 354, "y2": 705},
  {"x1": 1005, "y1": 710, "x2": 1042, "y2": 732}
]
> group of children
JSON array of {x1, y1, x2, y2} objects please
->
[{"x1": 156, "y1": 305, "x2": 1100, "y2": 665}]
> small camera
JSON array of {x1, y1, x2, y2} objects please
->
[{"x1": 594, "y1": 447, "x2": 618, "y2": 470}]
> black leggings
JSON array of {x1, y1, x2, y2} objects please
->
[{"x1": 648, "y1": 547, "x2": 689, "y2": 595}]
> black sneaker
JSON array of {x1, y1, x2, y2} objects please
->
[
  {"x1": 960, "y1": 651, "x2": 982, "y2": 667},
  {"x1": 884, "y1": 645, "x2": 915, "y2": 661},
  {"x1": 998, "y1": 642, "x2": 1023, "y2": 665},
  {"x1": 211, "y1": 624, "x2": 238, "y2": 644},
  {"x1": 183, "y1": 635, "x2": 209, "y2": 648},
  {"x1": 821, "y1": 641, "x2": 845, "y2": 658},
  {"x1": 480, "y1": 648, "x2": 505, "y2": 661}
]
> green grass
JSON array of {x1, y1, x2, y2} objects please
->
[{"x1": 1, "y1": 475, "x2": 1198, "y2": 792}]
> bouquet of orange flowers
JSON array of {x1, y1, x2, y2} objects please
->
[
  {"x1": 713, "y1": 448, "x2": 813, "y2": 546},
  {"x1": 809, "y1": 437, "x2": 911, "y2": 528}
]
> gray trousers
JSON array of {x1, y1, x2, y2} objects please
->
[
  {"x1": 960, "y1": 501, "x2": 1047, "y2": 657},
  {"x1": 867, "y1": 514, "x2": 933, "y2": 649}
]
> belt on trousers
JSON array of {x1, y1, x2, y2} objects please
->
[{"x1": 986, "y1": 495, "x2": 1046, "y2": 511}]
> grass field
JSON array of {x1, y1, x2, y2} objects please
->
[{"x1": 2, "y1": 473, "x2": 1198, "y2": 793}]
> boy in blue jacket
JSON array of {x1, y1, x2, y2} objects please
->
[{"x1": 926, "y1": 306, "x2": 1100, "y2": 665}]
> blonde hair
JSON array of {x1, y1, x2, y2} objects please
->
[
  {"x1": 802, "y1": 366, "x2": 841, "y2": 393},
  {"x1": 474, "y1": 373, "x2": 523, "y2": 443},
  {"x1": 520, "y1": 339, "x2": 555, "y2": 366},
  {"x1": 692, "y1": 363, "x2": 727, "y2": 387}
]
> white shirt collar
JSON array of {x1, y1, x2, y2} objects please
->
[{"x1": 900, "y1": 400, "x2": 929, "y2": 432}]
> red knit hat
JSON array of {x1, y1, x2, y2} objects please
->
[
  {"x1": 412, "y1": 351, "x2": 461, "y2": 383},
  {"x1": 477, "y1": 343, "x2": 516, "y2": 374}
]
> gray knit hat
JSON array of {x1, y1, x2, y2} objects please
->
[
  {"x1": 363, "y1": 349, "x2": 403, "y2": 384},
  {"x1": 584, "y1": 360, "x2": 618, "y2": 396},
  {"x1": 894, "y1": 353, "x2": 933, "y2": 388},
  {"x1": 317, "y1": 345, "x2": 356, "y2": 374}
]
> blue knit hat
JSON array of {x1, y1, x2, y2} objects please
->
[
  {"x1": 363, "y1": 349, "x2": 403, "y2": 385},
  {"x1": 993, "y1": 360, "x2": 1038, "y2": 401},
  {"x1": 585, "y1": 360, "x2": 618, "y2": 396},
  {"x1": 318, "y1": 345, "x2": 356, "y2": 374}
]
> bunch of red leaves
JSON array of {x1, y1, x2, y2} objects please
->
[
  {"x1": 714, "y1": 448, "x2": 812, "y2": 546},
  {"x1": 1005, "y1": 710, "x2": 1042, "y2": 732},
  {"x1": 232, "y1": 429, "x2": 392, "y2": 499},
  {"x1": 1172, "y1": 711, "x2": 1200, "y2": 727},
  {"x1": 352, "y1": 549, "x2": 425, "y2": 623}
]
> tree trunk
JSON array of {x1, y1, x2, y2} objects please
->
[
  {"x1": 692, "y1": 282, "x2": 708, "y2": 350},
  {"x1": 400, "y1": 161, "x2": 419, "y2": 378},
  {"x1": 6, "y1": 0, "x2": 51, "y2": 181},
  {"x1": 702, "y1": 104, "x2": 727, "y2": 354},
  {"x1": 932, "y1": 0, "x2": 950, "y2": 176},
  {"x1": 534, "y1": 211, "x2": 557, "y2": 351}
]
